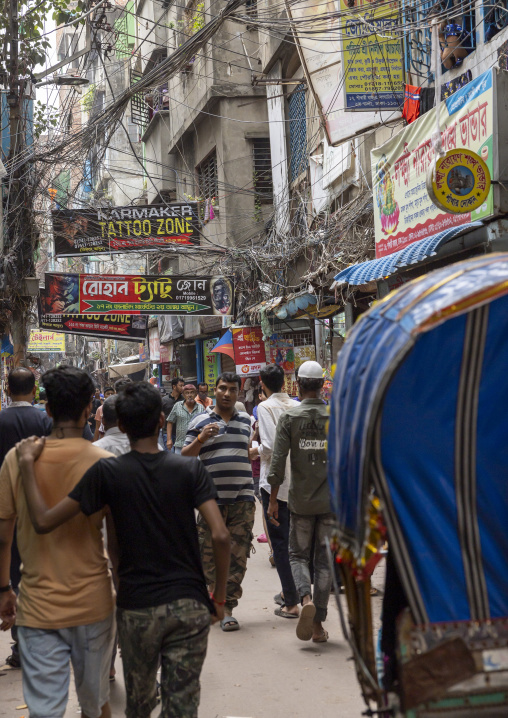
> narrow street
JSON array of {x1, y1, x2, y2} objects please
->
[{"x1": 1, "y1": 510, "x2": 384, "y2": 718}]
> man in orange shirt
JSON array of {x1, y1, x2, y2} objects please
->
[
  {"x1": 196, "y1": 382, "x2": 213, "y2": 410},
  {"x1": 0, "y1": 366, "x2": 115, "y2": 718}
]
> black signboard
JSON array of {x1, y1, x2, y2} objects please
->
[
  {"x1": 52, "y1": 202, "x2": 199, "y2": 257},
  {"x1": 40, "y1": 313, "x2": 148, "y2": 342}
]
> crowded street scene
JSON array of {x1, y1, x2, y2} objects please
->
[{"x1": 1, "y1": 0, "x2": 508, "y2": 714}]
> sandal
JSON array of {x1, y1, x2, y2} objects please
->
[
  {"x1": 274, "y1": 607, "x2": 298, "y2": 619},
  {"x1": 296, "y1": 602, "x2": 316, "y2": 641},
  {"x1": 220, "y1": 616, "x2": 240, "y2": 632},
  {"x1": 312, "y1": 629, "x2": 329, "y2": 643}
]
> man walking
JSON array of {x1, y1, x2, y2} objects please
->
[
  {"x1": 249, "y1": 364, "x2": 300, "y2": 619},
  {"x1": 0, "y1": 367, "x2": 53, "y2": 668},
  {"x1": 166, "y1": 385, "x2": 204, "y2": 453},
  {"x1": 182, "y1": 372, "x2": 255, "y2": 632},
  {"x1": 0, "y1": 366, "x2": 115, "y2": 717},
  {"x1": 268, "y1": 361, "x2": 334, "y2": 643},
  {"x1": 196, "y1": 382, "x2": 213, "y2": 410},
  {"x1": 94, "y1": 385, "x2": 115, "y2": 440},
  {"x1": 15, "y1": 382, "x2": 230, "y2": 718},
  {"x1": 94, "y1": 395, "x2": 131, "y2": 456},
  {"x1": 163, "y1": 377, "x2": 184, "y2": 448}
]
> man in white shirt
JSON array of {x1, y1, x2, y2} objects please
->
[
  {"x1": 94, "y1": 396, "x2": 131, "y2": 457},
  {"x1": 249, "y1": 364, "x2": 299, "y2": 619}
]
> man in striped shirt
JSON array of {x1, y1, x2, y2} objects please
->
[{"x1": 182, "y1": 372, "x2": 255, "y2": 632}]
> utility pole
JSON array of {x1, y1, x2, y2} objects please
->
[{"x1": 6, "y1": 0, "x2": 34, "y2": 366}]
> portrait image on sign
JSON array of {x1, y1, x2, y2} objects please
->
[{"x1": 427, "y1": 149, "x2": 491, "y2": 214}]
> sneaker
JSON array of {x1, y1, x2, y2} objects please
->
[{"x1": 257, "y1": 533, "x2": 268, "y2": 543}]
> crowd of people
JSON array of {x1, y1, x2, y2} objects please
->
[{"x1": 0, "y1": 359, "x2": 334, "y2": 717}]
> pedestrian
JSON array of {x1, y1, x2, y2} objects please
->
[
  {"x1": 0, "y1": 368, "x2": 53, "y2": 668},
  {"x1": 16, "y1": 381, "x2": 231, "y2": 718},
  {"x1": 166, "y1": 385, "x2": 204, "y2": 454},
  {"x1": 196, "y1": 382, "x2": 213, "y2": 410},
  {"x1": 34, "y1": 386, "x2": 48, "y2": 412},
  {"x1": 267, "y1": 361, "x2": 334, "y2": 643},
  {"x1": 182, "y1": 372, "x2": 255, "y2": 632},
  {"x1": 250, "y1": 364, "x2": 300, "y2": 619},
  {"x1": 0, "y1": 366, "x2": 116, "y2": 718},
  {"x1": 163, "y1": 377, "x2": 185, "y2": 449},
  {"x1": 94, "y1": 395, "x2": 131, "y2": 457},
  {"x1": 89, "y1": 387, "x2": 103, "y2": 431},
  {"x1": 94, "y1": 385, "x2": 115, "y2": 440}
]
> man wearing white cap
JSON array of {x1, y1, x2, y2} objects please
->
[{"x1": 267, "y1": 361, "x2": 334, "y2": 643}]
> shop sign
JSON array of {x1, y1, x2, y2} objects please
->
[
  {"x1": 159, "y1": 343, "x2": 173, "y2": 363},
  {"x1": 372, "y1": 68, "x2": 494, "y2": 257},
  {"x1": 294, "y1": 345, "x2": 317, "y2": 368},
  {"x1": 427, "y1": 149, "x2": 491, "y2": 214},
  {"x1": 52, "y1": 203, "x2": 199, "y2": 256},
  {"x1": 149, "y1": 327, "x2": 161, "y2": 362},
  {"x1": 42, "y1": 273, "x2": 234, "y2": 316},
  {"x1": 339, "y1": 0, "x2": 404, "y2": 111},
  {"x1": 39, "y1": 312, "x2": 147, "y2": 342},
  {"x1": 203, "y1": 338, "x2": 220, "y2": 386},
  {"x1": 139, "y1": 343, "x2": 148, "y2": 361},
  {"x1": 269, "y1": 334, "x2": 295, "y2": 373},
  {"x1": 232, "y1": 326, "x2": 266, "y2": 376},
  {"x1": 27, "y1": 330, "x2": 66, "y2": 353}
]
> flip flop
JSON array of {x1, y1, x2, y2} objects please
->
[
  {"x1": 296, "y1": 602, "x2": 316, "y2": 641},
  {"x1": 220, "y1": 616, "x2": 240, "y2": 632},
  {"x1": 312, "y1": 629, "x2": 329, "y2": 643},
  {"x1": 274, "y1": 607, "x2": 298, "y2": 619}
]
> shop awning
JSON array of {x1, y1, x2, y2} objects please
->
[
  {"x1": 108, "y1": 361, "x2": 148, "y2": 377},
  {"x1": 247, "y1": 291, "x2": 317, "y2": 320},
  {"x1": 333, "y1": 222, "x2": 483, "y2": 287}
]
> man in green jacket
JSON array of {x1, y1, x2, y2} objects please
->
[{"x1": 267, "y1": 361, "x2": 334, "y2": 644}]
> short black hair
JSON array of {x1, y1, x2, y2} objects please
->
[
  {"x1": 172, "y1": 377, "x2": 184, "y2": 387},
  {"x1": 104, "y1": 386, "x2": 114, "y2": 394},
  {"x1": 260, "y1": 364, "x2": 285, "y2": 393},
  {"x1": 102, "y1": 395, "x2": 118, "y2": 426},
  {"x1": 42, "y1": 367, "x2": 94, "y2": 422},
  {"x1": 115, "y1": 382, "x2": 162, "y2": 441},
  {"x1": 8, "y1": 367, "x2": 35, "y2": 395},
  {"x1": 114, "y1": 377, "x2": 133, "y2": 393},
  {"x1": 198, "y1": 382, "x2": 208, "y2": 390},
  {"x1": 216, "y1": 372, "x2": 241, "y2": 388},
  {"x1": 298, "y1": 377, "x2": 324, "y2": 392}
]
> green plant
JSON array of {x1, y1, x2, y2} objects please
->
[
  {"x1": 80, "y1": 84, "x2": 96, "y2": 114},
  {"x1": 33, "y1": 100, "x2": 59, "y2": 139}
]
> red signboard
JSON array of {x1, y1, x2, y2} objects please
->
[{"x1": 232, "y1": 326, "x2": 266, "y2": 376}]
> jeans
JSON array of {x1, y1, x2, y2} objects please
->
[
  {"x1": 261, "y1": 488, "x2": 299, "y2": 607},
  {"x1": 117, "y1": 599, "x2": 210, "y2": 718},
  {"x1": 289, "y1": 512, "x2": 335, "y2": 623}
]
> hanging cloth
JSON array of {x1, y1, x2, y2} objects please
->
[{"x1": 402, "y1": 84, "x2": 421, "y2": 125}]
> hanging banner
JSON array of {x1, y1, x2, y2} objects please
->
[
  {"x1": 27, "y1": 330, "x2": 66, "y2": 353},
  {"x1": 39, "y1": 312, "x2": 147, "y2": 342},
  {"x1": 372, "y1": 68, "x2": 494, "y2": 257},
  {"x1": 269, "y1": 334, "x2": 295, "y2": 373},
  {"x1": 203, "y1": 337, "x2": 220, "y2": 387},
  {"x1": 52, "y1": 202, "x2": 199, "y2": 257},
  {"x1": 149, "y1": 326, "x2": 161, "y2": 362},
  {"x1": 42, "y1": 273, "x2": 235, "y2": 316},
  {"x1": 339, "y1": 0, "x2": 404, "y2": 111},
  {"x1": 232, "y1": 326, "x2": 266, "y2": 376}
]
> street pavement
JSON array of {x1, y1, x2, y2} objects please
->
[{"x1": 0, "y1": 508, "x2": 384, "y2": 718}]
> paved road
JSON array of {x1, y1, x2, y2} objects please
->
[{"x1": 1, "y1": 508, "x2": 384, "y2": 718}]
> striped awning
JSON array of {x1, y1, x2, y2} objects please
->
[{"x1": 334, "y1": 222, "x2": 483, "y2": 286}]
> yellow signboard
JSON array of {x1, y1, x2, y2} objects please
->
[
  {"x1": 427, "y1": 149, "x2": 491, "y2": 214},
  {"x1": 340, "y1": 0, "x2": 404, "y2": 111},
  {"x1": 28, "y1": 330, "x2": 66, "y2": 353}
]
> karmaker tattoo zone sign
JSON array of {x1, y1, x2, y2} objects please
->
[
  {"x1": 42, "y1": 273, "x2": 234, "y2": 316},
  {"x1": 52, "y1": 202, "x2": 199, "y2": 256}
]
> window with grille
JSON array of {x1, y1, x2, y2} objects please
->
[
  {"x1": 288, "y1": 84, "x2": 308, "y2": 183},
  {"x1": 130, "y1": 70, "x2": 150, "y2": 132},
  {"x1": 197, "y1": 151, "x2": 218, "y2": 202},
  {"x1": 252, "y1": 138, "x2": 273, "y2": 204},
  {"x1": 245, "y1": 0, "x2": 257, "y2": 19}
]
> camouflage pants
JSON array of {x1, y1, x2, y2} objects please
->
[
  {"x1": 117, "y1": 598, "x2": 210, "y2": 718},
  {"x1": 197, "y1": 500, "x2": 256, "y2": 613}
]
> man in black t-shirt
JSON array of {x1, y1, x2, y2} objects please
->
[
  {"x1": 0, "y1": 367, "x2": 53, "y2": 668},
  {"x1": 16, "y1": 382, "x2": 231, "y2": 718}
]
